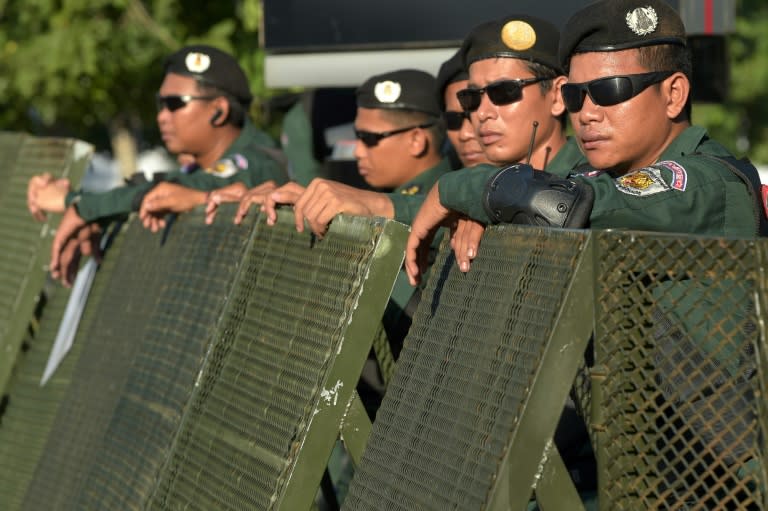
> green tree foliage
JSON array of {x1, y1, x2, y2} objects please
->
[
  {"x1": 0, "y1": 0, "x2": 266, "y2": 151},
  {"x1": 692, "y1": 0, "x2": 768, "y2": 164}
]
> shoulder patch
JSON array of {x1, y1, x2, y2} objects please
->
[
  {"x1": 615, "y1": 167, "x2": 671, "y2": 197},
  {"x1": 657, "y1": 160, "x2": 687, "y2": 191},
  {"x1": 233, "y1": 153, "x2": 249, "y2": 170},
  {"x1": 400, "y1": 185, "x2": 421, "y2": 195},
  {"x1": 206, "y1": 159, "x2": 238, "y2": 178}
]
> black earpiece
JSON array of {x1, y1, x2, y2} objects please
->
[{"x1": 209, "y1": 108, "x2": 224, "y2": 126}]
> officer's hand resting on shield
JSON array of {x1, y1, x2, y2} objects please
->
[{"x1": 27, "y1": 173, "x2": 70, "y2": 221}]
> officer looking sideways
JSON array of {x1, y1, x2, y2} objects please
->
[
  {"x1": 228, "y1": 69, "x2": 452, "y2": 235},
  {"x1": 260, "y1": 70, "x2": 452, "y2": 361},
  {"x1": 29, "y1": 44, "x2": 288, "y2": 285},
  {"x1": 438, "y1": 14, "x2": 588, "y2": 269},
  {"x1": 406, "y1": 0, "x2": 766, "y2": 285},
  {"x1": 435, "y1": 48, "x2": 489, "y2": 169},
  {"x1": 405, "y1": 4, "x2": 765, "y2": 506},
  {"x1": 450, "y1": 14, "x2": 598, "y2": 500},
  {"x1": 205, "y1": 69, "x2": 449, "y2": 422},
  {"x1": 203, "y1": 60, "x2": 482, "y2": 225}
]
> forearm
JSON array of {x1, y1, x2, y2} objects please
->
[
  {"x1": 437, "y1": 165, "x2": 498, "y2": 224},
  {"x1": 69, "y1": 182, "x2": 152, "y2": 223}
]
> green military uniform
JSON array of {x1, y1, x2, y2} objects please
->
[
  {"x1": 354, "y1": 68, "x2": 449, "y2": 362},
  {"x1": 64, "y1": 43, "x2": 290, "y2": 223},
  {"x1": 440, "y1": 128, "x2": 760, "y2": 238},
  {"x1": 560, "y1": 2, "x2": 760, "y2": 506},
  {"x1": 279, "y1": 97, "x2": 322, "y2": 187},
  {"x1": 437, "y1": 137, "x2": 587, "y2": 223},
  {"x1": 571, "y1": 126, "x2": 758, "y2": 237},
  {"x1": 385, "y1": 156, "x2": 454, "y2": 334},
  {"x1": 67, "y1": 119, "x2": 287, "y2": 223},
  {"x1": 388, "y1": 156, "x2": 454, "y2": 224}
]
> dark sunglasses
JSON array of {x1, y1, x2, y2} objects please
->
[
  {"x1": 456, "y1": 77, "x2": 545, "y2": 112},
  {"x1": 561, "y1": 71, "x2": 675, "y2": 113},
  {"x1": 355, "y1": 121, "x2": 436, "y2": 148},
  {"x1": 443, "y1": 110, "x2": 470, "y2": 131},
  {"x1": 155, "y1": 94, "x2": 217, "y2": 112}
]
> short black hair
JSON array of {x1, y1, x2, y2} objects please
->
[
  {"x1": 195, "y1": 80, "x2": 248, "y2": 128},
  {"x1": 524, "y1": 61, "x2": 567, "y2": 128},
  {"x1": 636, "y1": 44, "x2": 693, "y2": 120},
  {"x1": 378, "y1": 109, "x2": 446, "y2": 155}
]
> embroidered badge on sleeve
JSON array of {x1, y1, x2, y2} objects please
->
[
  {"x1": 657, "y1": 160, "x2": 688, "y2": 191},
  {"x1": 615, "y1": 167, "x2": 671, "y2": 196},
  {"x1": 206, "y1": 158, "x2": 238, "y2": 178},
  {"x1": 233, "y1": 153, "x2": 249, "y2": 170}
]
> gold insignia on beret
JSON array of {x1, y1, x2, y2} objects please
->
[
  {"x1": 185, "y1": 52, "x2": 211, "y2": 73},
  {"x1": 374, "y1": 80, "x2": 402, "y2": 104},
  {"x1": 625, "y1": 6, "x2": 659, "y2": 36},
  {"x1": 501, "y1": 20, "x2": 537, "y2": 51}
]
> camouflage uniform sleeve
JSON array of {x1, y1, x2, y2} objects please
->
[
  {"x1": 574, "y1": 156, "x2": 757, "y2": 237},
  {"x1": 437, "y1": 164, "x2": 499, "y2": 224}
]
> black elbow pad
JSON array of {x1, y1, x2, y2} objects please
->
[{"x1": 482, "y1": 163, "x2": 594, "y2": 228}]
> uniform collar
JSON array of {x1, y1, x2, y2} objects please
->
[
  {"x1": 657, "y1": 125, "x2": 708, "y2": 160},
  {"x1": 225, "y1": 119, "x2": 257, "y2": 157},
  {"x1": 547, "y1": 136, "x2": 586, "y2": 170},
  {"x1": 394, "y1": 157, "x2": 454, "y2": 194}
]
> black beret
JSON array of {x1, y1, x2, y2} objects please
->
[
  {"x1": 356, "y1": 69, "x2": 441, "y2": 117},
  {"x1": 461, "y1": 15, "x2": 563, "y2": 74},
  {"x1": 559, "y1": 0, "x2": 687, "y2": 69},
  {"x1": 435, "y1": 49, "x2": 468, "y2": 111},
  {"x1": 164, "y1": 45, "x2": 253, "y2": 105}
]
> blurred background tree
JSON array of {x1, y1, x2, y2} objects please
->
[
  {"x1": 0, "y1": 0, "x2": 270, "y2": 174},
  {"x1": 694, "y1": 0, "x2": 768, "y2": 165}
]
